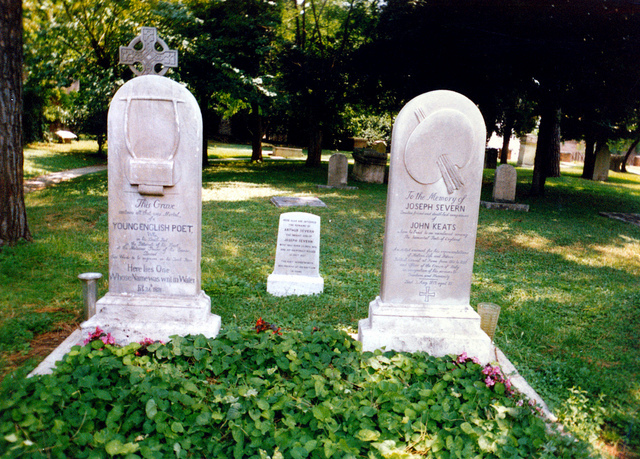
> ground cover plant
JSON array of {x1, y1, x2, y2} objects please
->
[
  {"x1": 1, "y1": 142, "x2": 639, "y2": 457},
  {"x1": 0, "y1": 324, "x2": 591, "y2": 458}
]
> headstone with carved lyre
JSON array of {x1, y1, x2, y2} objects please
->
[
  {"x1": 81, "y1": 27, "x2": 221, "y2": 344},
  {"x1": 358, "y1": 90, "x2": 493, "y2": 363}
]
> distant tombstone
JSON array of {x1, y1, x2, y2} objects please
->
[
  {"x1": 267, "y1": 212, "x2": 324, "y2": 296},
  {"x1": 358, "y1": 90, "x2": 493, "y2": 362},
  {"x1": 82, "y1": 27, "x2": 221, "y2": 343},
  {"x1": 593, "y1": 143, "x2": 612, "y2": 181},
  {"x1": 352, "y1": 148, "x2": 387, "y2": 184},
  {"x1": 492, "y1": 164, "x2": 517, "y2": 203},
  {"x1": 517, "y1": 133, "x2": 537, "y2": 167},
  {"x1": 327, "y1": 153, "x2": 349, "y2": 187}
]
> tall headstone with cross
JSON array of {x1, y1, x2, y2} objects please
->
[
  {"x1": 81, "y1": 27, "x2": 221, "y2": 343},
  {"x1": 358, "y1": 90, "x2": 493, "y2": 362}
]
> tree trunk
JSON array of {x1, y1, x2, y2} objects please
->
[
  {"x1": 581, "y1": 132, "x2": 597, "y2": 179},
  {"x1": 530, "y1": 101, "x2": 561, "y2": 196},
  {"x1": 306, "y1": 122, "x2": 323, "y2": 167},
  {"x1": 250, "y1": 101, "x2": 263, "y2": 162},
  {"x1": 621, "y1": 135, "x2": 640, "y2": 173},
  {"x1": 500, "y1": 111, "x2": 514, "y2": 164},
  {"x1": 0, "y1": 0, "x2": 32, "y2": 246}
]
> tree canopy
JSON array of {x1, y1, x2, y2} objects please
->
[{"x1": 18, "y1": 0, "x2": 640, "y2": 189}]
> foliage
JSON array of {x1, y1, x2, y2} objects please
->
[
  {"x1": 343, "y1": 107, "x2": 394, "y2": 144},
  {"x1": 0, "y1": 325, "x2": 591, "y2": 458},
  {"x1": 278, "y1": 0, "x2": 380, "y2": 165},
  {"x1": 4, "y1": 142, "x2": 640, "y2": 455}
]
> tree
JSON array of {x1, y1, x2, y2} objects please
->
[
  {"x1": 23, "y1": 0, "x2": 153, "y2": 151},
  {"x1": 279, "y1": 0, "x2": 378, "y2": 167},
  {"x1": 369, "y1": 0, "x2": 640, "y2": 195},
  {"x1": 156, "y1": 0, "x2": 283, "y2": 164},
  {"x1": 0, "y1": 0, "x2": 32, "y2": 246}
]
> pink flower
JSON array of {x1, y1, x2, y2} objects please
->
[
  {"x1": 485, "y1": 376, "x2": 495, "y2": 387},
  {"x1": 456, "y1": 352, "x2": 469, "y2": 363},
  {"x1": 101, "y1": 333, "x2": 115, "y2": 345},
  {"x1": 83, "y1": 326, "x2": 114, "y2": 346}
]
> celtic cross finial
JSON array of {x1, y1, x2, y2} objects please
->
[{"x1": 119, "y1": 27, "x2": 178, "y2": 76}]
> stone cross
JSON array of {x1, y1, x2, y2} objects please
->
[{"x1": 119, "y1": 27, "x2": 178, "y2": 76}]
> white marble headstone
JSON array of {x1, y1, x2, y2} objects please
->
[
  {"x1": 82, "y1": 74, "x2": 221, "y2": 343},
  {"x1": 267, "y1": 212, "x2": 323, "y2": 296},
  {"x1": 358, "y1": 90, "x2": 493, "y2": 362}
]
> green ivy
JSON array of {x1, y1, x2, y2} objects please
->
[{"x1": 0, "y1": 325, "x2": 592, "y2": 458}]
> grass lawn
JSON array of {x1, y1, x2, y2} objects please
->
[{"x1": 1, "y1": 141, "x2": 639, "y2": 457}]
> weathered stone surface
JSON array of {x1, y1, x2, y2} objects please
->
[
  {"x1": 270, "y1": 196, "x2": 327, "y2": 208},
  {"x1": 358, "y1": 90, "x2": 493, "y2": 362},
  {"x1": 352, "y1": 148, "x2": 387, "y2": 184},
  {"x1": 82, "y1": 74, "x2": 220, "y2": 343},
  {"x1": 327, "y1": 153, "x2": 349, "y2": 187},
  {"x1": 492, "y1": 164, "x2": 517, "y2": 203},
  {"x1": 480, "y1": 201, "x2": 529, "y2": 212},
  {"x1": 267, "y1": 212, "x2": 324, "y2": 296},
  {"x1": 593, "y1": 143, "x2": 612, "y2": 181},
  {"x1": 517, "y1": 133, "x2": 537, "y2": 166}
]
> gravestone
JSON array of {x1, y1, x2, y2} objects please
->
[
  {"x1": 267, "y1": 212, "x2": 324, "y2": 296},
  {"x1": 327, "y1": 153, "x2": 349, "y2": 187},
  {"x1": 352, "y1": 148, "x2": 387, "y2": 184},
  {"x1": 593, "y1": 143, "x2": 612, "y2": 181},
  {"x1": 492, "y1": 164, "x2": 517, "y2": 202},
  {"x1": 517, "y1": 133, "x2": 537, "y2": 166},
  {"x1": 82, "y1": 27, "x2": 220, "y2": 343},
  {"x1": 358, "y1": 90, "x2": 493, "y2": 362},
  {"x1": 271, "y1": 196, "x2": 327, "y2": 208}
]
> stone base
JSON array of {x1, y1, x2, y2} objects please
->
[
  {"x1": 267, "y1": 273, "x2": 324, "y2": 297},
  {"x1": 352, "y1": 162, "x2": 386, "y2": 184},
  {"x1": 81, "y1": 290, "x2": 221, "y2": 344},
  {"x1": 480, "y1": 201, "x2": 529, "y2": 212},
  {"x1": 358, "y1": 296, "x2": 494, "y2": 363}
]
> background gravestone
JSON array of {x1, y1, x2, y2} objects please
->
[
  {"x1": 81, "y1": 28, "x2": 220, "y2": 343},
  {"x1": 267, "y1": 212, "x2": 323, "y2": 296},
  {"x1": 358, "y1": 90, "x2": 493, "y2": 362},
  {"x1": 327, "y1": 153, "x2": 349, "y2": 187},
  {"x1": 593, "y1": 143, "x2": 612, "y2": 181},
  {"x1": 492, "y1": 164, "x2": 517, "y2": 203}
]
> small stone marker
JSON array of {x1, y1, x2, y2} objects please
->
[
  {"x1": 327, "y1": 153, "x2": 348, "y2": 187},
  {"x1": 270, "y1": 196, "x2": 327, "y2": 208},
  {"x1": 358, "y1": 90, "x2": 494, "y2": 362},
  {"x1": 481, "y1": 164, "x2": 529, "y2": 211},
  {"x1": 492, "y1": 164, "x2": 517, "y2": 202},
  {"x1": 267, "y1": 212, "x2": 324, "y2": 296},
  {"x1": 82, "y1": 27, "x2": 221, "y2": 343},
  {"x1": 317, "y1": 153, "x2": 357, "y2": 190}
]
